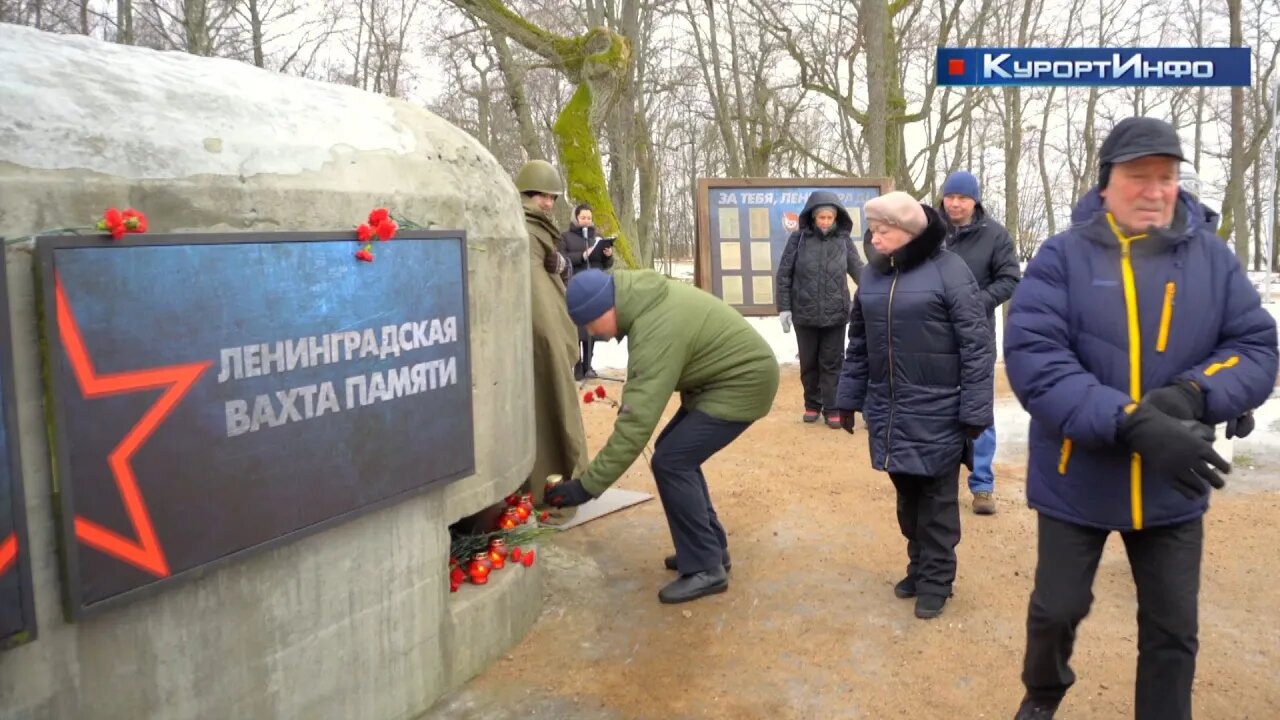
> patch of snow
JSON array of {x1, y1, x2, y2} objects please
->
[{"x1": 0, "y1": 24, "x2": 418, "y2": 180}]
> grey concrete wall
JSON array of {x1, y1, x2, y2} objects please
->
[{"x1": 0, "y1": 25, "x2": 540, "y2": 720}]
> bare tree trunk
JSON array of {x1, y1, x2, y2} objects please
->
[
  {"x1": 490, "y1": 30, "x2": 541, "y2": 160},
  {"x1": 1038, "y1": 86, "x2": 1058, "y2": 237},
  {"x1": 863, "y1": 0, "x2": 889, "y2": 176},
  {"x1": 248, "y1": 0, "x2": 265, "y2": 67},
  {"x1": 1223, "y1": 0, "x2": 1249, "y2": 256},
  {"x1": 1252, "y1": 153, "x2": 1262, "y2": 270},
  {"x1": 686, "y1": 0, "x2": 742, "y2": 175},
  {"x1": 116, "y1": 0, "x2": 133, "y2": 43}
]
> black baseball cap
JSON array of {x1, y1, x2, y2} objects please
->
[{"x1": 1099, "y1": 117, "x2": 1186, "y2": 165}]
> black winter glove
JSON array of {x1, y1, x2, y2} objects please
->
[
  {"x1": 1227, "y1": 411, "x2": 1255, "y2": 439},
  {"x1": 1141, "y1": 380, "x2": 1205, "y2": 421},
  {"x1": 963, "y1": 425, "x2": 986, "y2": 440},
  {"x1": 543, "y1": 249, "x2": 565, "y2": 275},
  {"x1": 1118, "y1": 404, "x2": 1230, "y2": 499},
  {"x1": 839, "y1": 410, "x2": 857, "y2": 435},
  {"x1": 545, "y1": 478, "x2": 594, "y2": 507}
]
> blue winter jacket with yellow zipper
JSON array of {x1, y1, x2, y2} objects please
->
[{"x1": 1004, "y1": 187, "x2": 1277, "y2": 531}]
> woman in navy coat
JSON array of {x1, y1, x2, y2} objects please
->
[{"x1": 835, "y1": 190, "x2": 994, "y2": 619}]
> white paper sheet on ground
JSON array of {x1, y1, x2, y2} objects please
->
[{"x1": 552, "y1": 488, "x2": 654, "y2": 531}]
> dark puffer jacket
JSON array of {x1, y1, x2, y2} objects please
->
[
  {"x1": 776, "y1": 191, "x2": 865, "y2": 327},
  {"x1": 836, "y1": 204, "x2": 995, "y2": 476},
  {"x1": 940, "y1": 203, "x2": 1021, "y2": 322},
  {"x1": 558, "y1": 223, "x2": 615, "y2": 275},
  {"x1": 1005, "y1": 187, "x2": 1277, "y2": 531}
]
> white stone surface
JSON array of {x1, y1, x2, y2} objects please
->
[{"x1": 0, "y1": 24, "x2": 417, "y2": 179}]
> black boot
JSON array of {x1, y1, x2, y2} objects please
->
[
  {"x1": 665, "y1": 550, "x2": 731, "y2": 572},
  {"x1": 1013, "y1": 696, "x2": 1059, "y2": 719},
  {"x1": 658, "y1": 567, "x2": 728, "y2": 604},
  {"x1": 894, "y1": 576, "x2": 916, "y2": 599},
  {"x1": 915, "y1": 593, "x2": 947, "y2": 619}
]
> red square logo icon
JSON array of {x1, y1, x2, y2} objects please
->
[{"x1": 948, "y1": 58, "x2": 966, "y2": 76}]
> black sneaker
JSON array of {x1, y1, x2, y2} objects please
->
[
  {"x1": 893, "y1": 577, "x2": 916, "y2": 599},
  {"x1": 914, "y1": 593, "x2": 947, "y2": 619},
  {"x1": 1013, "y1": 697, "x2": 1059, "y2": 719},
  {"x1": 658, "y1": 567, "x2": 728, "y2": 604}
]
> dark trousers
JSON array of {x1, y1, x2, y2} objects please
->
[
  {"x1": 652, "y1": 408, "x2": 751, "y2": 575},
  {"x1": 888, "y1": 465, "x2": 962, "y2": 597},
  {"x1": 795, "y1": 324, "x2": 845, "y2": 412},
  {"x1": 1021, "y1": 513, "x2": 1202, "y2": 719}
]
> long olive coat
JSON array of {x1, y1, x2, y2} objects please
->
[{"x1": 523, "y1": 197, "x2": 590, "y2": 521}]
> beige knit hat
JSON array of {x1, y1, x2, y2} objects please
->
[{"x1": 863, "y1": 191, "x2": 928, "y2": 236}]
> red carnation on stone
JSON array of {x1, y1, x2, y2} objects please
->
[
  {"x1": 374, "y1": 218, "x2": 397, "y2": 241},
  {"x1": 594, "y1": 385, "x2": 607, "y2": 399},
  {"x1": 369, "y1": 208, "x2": 390, "y2": 225},
  {"x1": 521, "y1": 549, "x2": 536, "y2": 567},
  {"x1": 357, "y1": 224, "x2": 374, "y2": 242},
  {"x1": 355, "y1": 249, "x2": 374, "y2": 262},
  {"x1": 510, "y1": 547, "x2": 523, "y2": 562},
  {"x1": 583, "y1": 391, "x2": 595, "y2": 404}
]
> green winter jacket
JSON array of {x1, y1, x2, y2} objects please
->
[{"x1": 580, "y1": 270, "x2": 780, "y2": 495}]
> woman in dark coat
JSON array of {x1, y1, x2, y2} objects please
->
[
  {"x1": 834, "y1": 190, "x2": 994, "y2": 620},
  {"x1": 775, "y1": 190, "x2": 865, "y2": 427},
  {"x1": 558, "y1": 203, "x2": 614, "y2": 380}
]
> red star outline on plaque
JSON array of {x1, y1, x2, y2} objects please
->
[
  {"x1": 56, "y1": 273, "x2": 213, "y2": 578},
  {"x1": 0, "y1": 533, "x2": 15, "y2": 575}
]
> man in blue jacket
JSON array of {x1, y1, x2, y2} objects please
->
[{"x1": 1004, "y1": 116, "x2": 1278, "y2": 720}]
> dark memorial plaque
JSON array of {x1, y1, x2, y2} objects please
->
[
  {"x1": 37, "y1": 232, "x2": 475, "y2": 617},
  {"x1": 0, "y1": 252, "x2": 36, "y2": 648},
  {"x1": 694, "y1": 177, "x2": 892, "y2": 316}
]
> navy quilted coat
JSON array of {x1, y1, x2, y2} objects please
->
[
  {"x1": 836, "y1": 204, "x2": 996, "y2": 476},
  {"x1": 1004, "y1": 187, "x2": 1277, "y2": 531}
]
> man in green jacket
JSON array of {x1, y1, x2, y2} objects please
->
[{"x1": 547, "y1": 269, "x2": 780, "y2": 604}]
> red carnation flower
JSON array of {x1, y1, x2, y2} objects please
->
[
  {"x1": 521, "y1": 549, "x2": 536, "y2": 567},
  {"x1": 368, "y1": 208, "x2": 390, "y2": 225},
  {"x1": 103, "y1": 208, "x2": 123, "y2": 227},
  {"x1": 357, "y1": 224, "x2": 374, "y2": 242},
  {"x1": 510, "y1": 547, "x2": 523, "y2": 562},
  {"x1": 594, "y1": 385, "x2": 606, "y2": 399},
  {"x1": 583, "y1": 391, "x2": 595, "y2": 404},
  {"x1": 355, "y1": 249, "x2": 374, "y2": 262},
  {"x1": 375, "y1": 219, "x2": 397, "y2": 241}
]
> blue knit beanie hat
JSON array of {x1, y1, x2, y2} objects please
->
[
  {"x1": 566, "y1": 269, "x2": 616, "y2": 326},
  {"x1": 941, "y1": 171, "x2": 981, "y2": 203}
]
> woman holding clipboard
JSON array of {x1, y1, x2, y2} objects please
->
[{"x1": 559, "y1": 203, "x2": 615, "y2": 380}]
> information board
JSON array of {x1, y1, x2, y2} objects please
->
[
  {"x1": 0, "y1": 251, "x2": 36, "y2": 649},
  {"x1": 37, "y1": 231, "x2": 475, "y2": 617},
  {"x1": 694, "y1": 178, "x2": 892, "y2": 315}
]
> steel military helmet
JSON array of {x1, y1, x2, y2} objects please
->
[{"x1": 514, "y1": 159, "x2": 564, "y2": 196}]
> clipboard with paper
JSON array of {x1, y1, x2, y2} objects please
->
[{"x1": 587, "y1": 235, "x2": 616, "y2": 263}]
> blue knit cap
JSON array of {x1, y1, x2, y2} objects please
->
[
  {"x1": 941, "y1": 171, "x2": 981, "y2": 203},
  {"x1": 566, "y1": 269, "x2": 616, "y2": 326}
]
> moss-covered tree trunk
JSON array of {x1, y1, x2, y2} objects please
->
[{"x1": 444, "y1": 1, "x2": 638, "y2": 267}]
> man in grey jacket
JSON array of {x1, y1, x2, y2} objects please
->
[{"x1": 939, "y1": 171, "x2": 1021, "y2": 515}]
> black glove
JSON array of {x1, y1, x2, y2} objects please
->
[
  {"x1": 545, "y1": 478, "x2": 594, "y2": 507},
  {"x1": 1227, "y1": 411, "x2": 1255, "y2": 439},
  {"x1": 963, "y1": 424, "x2": 986, "y2": 439},
  {"x1": 839, "y1": 410, "x2": 856, "y2": 435},
  {"x1": 1118, "y1": 405, "x2": 1229, "y2": 499},
  {"x1": 1141, "y1": 381, "x2": 1205, "y2": 421},
  {"x1": 543, "y1": 249, "x2": 565, "y2": 275}
]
